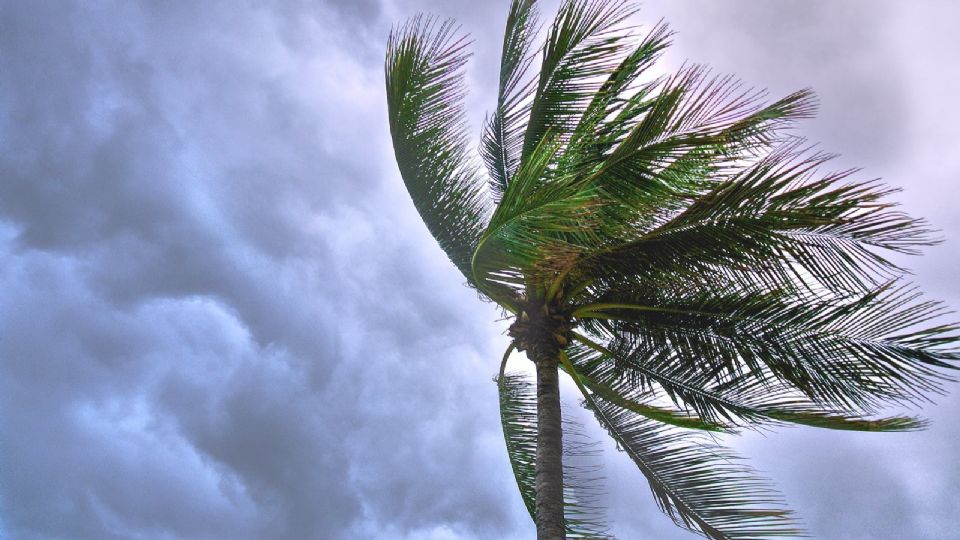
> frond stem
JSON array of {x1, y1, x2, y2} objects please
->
[{"x1": 499, "y1": 341, "x2": 518, "y2": 380}]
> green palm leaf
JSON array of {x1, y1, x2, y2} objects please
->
[
  {"x1": 569, "y1": 333, "x2": 928, "y2": 433},
  {"x1": 498, "y1": 347, "x2": 611, "y2": 538},
  {"x1": 575, "y1": 282, "x2": 958, "y2": 413},
  {"x1": 585, "y1": 396, "x2": 804, "y2": 539},
  {"x1": 386, "y1": 17, "x2": 491, "y2": 284},
  {"x1": 572, "y1": 142, "x2": 936, "y2": 297},
  {"x1": 558, "y1": 348, "x2": 803, "y2": 539},
  {"x1": 559, "y1": 350, "x2": 732, "y2": 433},
  {"x1": 523, "y1": 0, "x2": 638, "y2": 160},
  {"x1": 482, "y1": 0, "x2": 541, "y2": 199}
]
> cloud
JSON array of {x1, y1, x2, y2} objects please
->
[
  {"x1": 0, "y1": 1, "x2": 521, "y2": 538},
  {"x1": 642, "y1": 0, "x2": 908, "y2": 169}
]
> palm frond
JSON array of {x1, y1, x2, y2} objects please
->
[
  {"x1": 497, "y1": 370, "x2": 540, "y2": 520},
  {"x1": 569, "y1": 334, "x2": 928, "y2": 433},
  {"x1": 542, "y1": 81, "x2": 819, "y2": 300},
  {"x1": 589, "y1": 403, "x2": 804, "y2": 539},
  {"x1": 562, "y1": 413, "x2": 611, "y2": 539},
  {"x1": 386, "y1": 17, "x2": 491, "y2": 284},
  {"x1": 497, "y1": 348, "x2": 611, "y2": 538},
  {"x1": 473, "y1": 134, "x2": 604, "y2": 298},
  {"x1": 522, "y1": 0, "x2": 638, "y2": 161},
  {"x1": 570, "y1": 141, "x2": 937, "y2": 299},
  {"x1": 482, "y1": 0, "x2": 541, "y2": 199},
  {"x1": 572, "y1": 279, "x2": 959, "y2": 416},
  {"x1": 564, "y1": 352, "x2": 804, "y2": 539},
  {"x1": 562, "y1": 21, "x2": 673, "y2": 170},
  {"x1": 587, "y1": 67, "x2": 816, "y2": 187},
  {"x1": 559, "y1": 351, "x2": 733, "y2": 432}
]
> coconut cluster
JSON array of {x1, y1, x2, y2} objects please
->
[{"x1": 507, "y1": 300, "x2": 574, "y2": 364}]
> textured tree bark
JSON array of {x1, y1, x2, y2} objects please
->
[{"x1": 534, "y1": 353, "x2": 566, "y2": 540}]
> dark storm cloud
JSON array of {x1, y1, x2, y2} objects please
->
[
  {"x1": 0, "y1": 1, "x2": 523, "y2": 539},
  {"x1": 1, "y1": 1, "x2": 957, "y2": 539}
]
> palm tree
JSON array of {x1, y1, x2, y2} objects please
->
[{"x1": 385, "y1": 1, "x2": 959, "y2": 538}]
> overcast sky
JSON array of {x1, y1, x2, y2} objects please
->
[{"x1": 1, "y1": 1, "x2": 958, "y2": 539}]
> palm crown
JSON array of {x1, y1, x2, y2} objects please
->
[{"x1": 385, "y1": 1, "x2": 959, "y2": 538}]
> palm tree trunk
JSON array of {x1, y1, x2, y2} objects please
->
[{"x1": 534, "y1": 353, "x2": 566, "y2": 540}]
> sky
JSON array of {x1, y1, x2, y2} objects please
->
[{"x1": 0, "y1": 1, "x2": 958, "y2": 539}]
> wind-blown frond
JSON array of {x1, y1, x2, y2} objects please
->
[
  {"x1": 497, "y1": 370, "x2": 539, "y2": 519},
  {"x1": 569, "y1": 141, "x2": 937, "y2": 299},
  {"x1": 572, "y1": 278, "x2": 959, "y2": 418},
  {"x1": 482, "y1": 0, "x2": 541, "y2": 199},
  {"x1": 522, "y1": 0, "x2": 638, "y2": 160},
  {"x1": 557, "y1": 348, "x2": 803, "y2": 539},
  {"x1": 498, "y1": 354, "x2": 610, "y2": 538},
  {"x1": 562, "y1": 413, "x2": 610, "y2": 538},
  {"x1": 572, "y1": 64, "x2": 816, "y2": 202},
  {"x1": 560, "y1": 351, "x2": 732, "y2": 432},
  {"x1": 473, "y1": 134, "x2": 604, "y2": 298},
  {"x1": 540, "y1": 78, "x2": 821, "y2": 301},
  {"x1": 569, "y1": 334, "x2": 928, "y2": 433},
  {"x1": 585, "y1": 397, "x2": 804, "y2": 539},
  {"x1": 386, "y1": 17, "x2": 491, "y2": 284},
  {"x1": 562, "y1": 20, "x2": 673, "y2": 171},
  {"x1": 598, "y1": 68, "x2": 812, "y2": 172}
]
